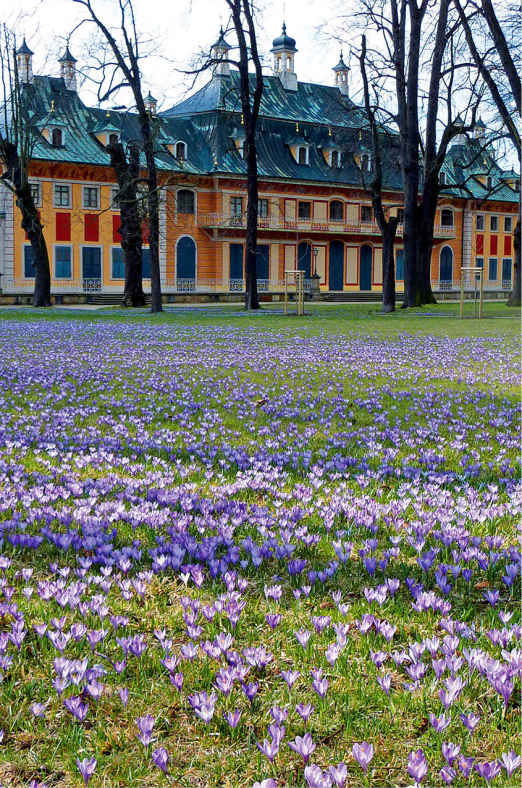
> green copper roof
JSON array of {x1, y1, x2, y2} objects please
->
[
  {"x1": 15, "y1": 72, "x2": 518, "y2": 202},
  {"x1": 440, "y1": 138, "x2": 519, "y2": 203}
]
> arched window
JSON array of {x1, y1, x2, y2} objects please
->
[
  {"x1": 330, "y1": 200, "x2": 343, "y2": 222},
  {"x1": 52, "y1": 128, "x2": 63, "y2": 147},
  {"x1": 108, "y1": 133, "x2": 119, "y2": 146},
  {"x1": 298, "y1": 146, "x2": 308, "y2": 165},
  {"x1": 439, "y1": 172, "x2": 446, "y2": 185},
  {"x1": 441, "y1": 208, "x2": 454, "y2": 227},
  {"x1": 176, "y1": 141, "x2": 187, "y2": 160},
  {"x1": 331, "y1": 150, "x2": 339, "y2": 168},
  {"x1": 177, "y1": 189, "x2": 195, "y2": 214}
]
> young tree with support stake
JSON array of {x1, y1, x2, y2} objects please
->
[
  {"x1": 71, "y1": 0, "x2": 162, "y2": 312},
  {"x1": 0, "y1": 28, "x2": 51, "y2": 307}
]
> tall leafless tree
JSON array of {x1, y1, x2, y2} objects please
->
[
  {"x1": 224, "y1": 0, "x2": 264, "y2": 310},
  {"x1": 72, "y1": 0, "x2": 162, "y2": 312},
  {"x1": 108, "y1": 140, "x2": 145, "y2": 307},
  {"x1": 359, "y1": 34, "x2": 398, "y2": 312},
  {"x1": 0, "y1": 27, "x2": 51, "y2": 306},
  {"x1": 453, "y1": 0, "x2": 520, "y2": 306}
]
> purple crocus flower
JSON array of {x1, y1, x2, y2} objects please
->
[
  {"x1": 329, "y1": 762, "x2": 347, "y2": 787},
  {"x1": 500, "y1": 750, "x2": 521, "y2": 777},
  {"x1": 76, "y1": 756, "x2": 96, "y2": 788},
  {"x1": 352, "y1": 742, "x2": 374, "y2": 774},
  {"x1": 377, "y1": 674, "x2": 391, "y2": 695},
  {"x1": 288, "y1": 733, "x2": 316, "y2": 763},
  {"x1": 429, "y1": 713, "x2": 450, "y2": 733},
  {"x1": 136, "y1": 715, "x2": 155, "y2": 746},
  {"x1": 224, "y1": 709, "x2": 241, "y2": 728},
  {"x1": 281, "y1": 669, "x2": 300, "y2": 688},
  {"x1": 408, "y1": 749, "x2": 428, "y2": 784},
  {"x1": 257, "y1": 737, "x2": 279, "y2": 762},
  {"x1": 296, "y1": 703, "x2": 314, "y2": 723},
  {"x1": 457, "y1": 755, "x2": 474, "y2": 777},
  {"x1": 475, "y1": 760, "x2": 501, "y2": 784},
  {"x1": 442, "y1": 742, "x2": 460, "y2": 765},
  {"x1": 119, "y1": 687, "x2": 129, "y2": 707},
  {"x1": 252, "y1": 780, "x2": 278, "y2": 788},
  {"x1": 152, "y1": 747, "x2": 169, "y2": 774},
  {"x1": 440, "y1": 765, "x2": 456, "y2": 785},
  {"x1": 460, "y1": 712, "x2": 480, "y2": 732}
]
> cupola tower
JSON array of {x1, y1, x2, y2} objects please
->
[
  {"x1": 58, "y1": 45, "x2": 77, "y2": 91},
  {"x1": 332, "y1": 52, "x2": 349, "y2": 97},
  {"x1": 211, "y1": 27, "x2": 231, "y2": 77},
  {"x1": 271, "y1": 23, "x2": 297, "y2": 91},
  {"x1": 16, "y1": 38, "x2": 34, "y2": 84}
]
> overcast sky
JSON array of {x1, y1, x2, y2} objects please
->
[{"x1": 8, "y1": 0, "x2": 359, "y2": 111}]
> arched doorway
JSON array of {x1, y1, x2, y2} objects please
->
[
  {"x1": 176, "y1": 236, "x2": 196, "y2": 286},
  {"x1": 297, "y1": 242, "x2": 311, "y2": 278},
  {"x1": 329, "y1": 241, "x2": 344, "y2": 291},
  {"x1": 360, "y1": 245, "x2": 372, "y2": 290},
  {"x1": 440, "y1": 246, "x2": 453, "y2": 283}
]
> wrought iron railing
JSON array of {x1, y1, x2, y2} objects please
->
[
  {"x1": 82, "y1": 278, "x2": 102, "y2": 292},
  {"x1": 197, "y1": 213, "x2": 455, "y2": 238}
]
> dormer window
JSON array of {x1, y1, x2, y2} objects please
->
[
  {"x1": 176, "y1": 141, "x2": 187, "y2": 160},
  {"x1": 439, "y1": 172, "x2": 446, "y2": 185},
  {"x1": 297, "y1": 146, "x2": 309, "y2": 165},
  {"x1": 360, "y1": 153, "x2": 371, "y2": 172},
  {"x1": 486, "y1": 176, "x2": 492, "y2": 190},
  {"x1": 108, "y1": 133, "x2": 119, "y2": 146},
  {"x1": 330, "y1": 150, "x2": 341, "y2": 168},
  {"x1": 52, "y1": 128, "x2": 63, "y2": 147}
]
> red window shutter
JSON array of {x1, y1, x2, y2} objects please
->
[
  {"x1": 476, "y1": 234, "x2": 483, "y2": 254},
  {"x1": 85, "y1": 214, "x2": 99, "y2": 242},
  {"x1": 490, "y1": 235, "x2": 497, "y2": 255},
  {"x1": 504, "y1": 235, "x2": 512, "y2": 255},
  {"x1": 55, "y1": 212, "x2": 70, "y2": 242},
  {"x1": 113, "y1": 214, "x2": 122, "y2": 243},
  {"x1": 141, "y1": 220, "x2": 150, "y2": 244}
]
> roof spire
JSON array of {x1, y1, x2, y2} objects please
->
[{"x1": 16, "y1": 37, "x2": 34, "y2": 84}]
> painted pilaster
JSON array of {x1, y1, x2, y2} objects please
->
[
  {"x1": 462, "y1": 205, "x2": 472, "y2": 276},
  {"x1": 159, "y1": 187, "x2": 168, "y2": 289},
  {"x1": 0, "y1": 183, "x2": 15, "y2": 293}
]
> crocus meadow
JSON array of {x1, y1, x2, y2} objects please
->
[{"x1": 0, "y1": 310, "x2": 519, "y2": 787}]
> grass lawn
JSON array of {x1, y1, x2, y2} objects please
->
[{"x1": 0, "y1": 303, "x2": 519, "y2": 787}]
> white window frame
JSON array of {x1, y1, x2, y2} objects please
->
[
  {"x1": 296, "y1": 146, "x2": 309, "y2": 165},
  {"x1": 176, "y1": 188, "x2": 196, "y2": 216},
  {"x1": 329, "y1": 149, "x2": 342, "y2": 168},
  {"x1": 475, "y1": 214, "x2": 484, "y2": 231},
  {"x1": 440, "y1": 208, "x2": 454, "y2": 228},
  {"x1": 53, "y1": 243, "x2": 73, "y2": 280},
  {"x1": 504, "y1": 216, "x2": 512, "y2": 233},
  {"x1": 29, "y1": 180, "x2": 41, "y2": 208},
  {"x1": 486, "y1": 257, "x2": 497, "y2": 282},
  {"x1": 51, "y1": 127, "x2": 65, "y2": 147},
  {"x1": 110, "y1": 187, "x2": 120, "y2": 210},
  {"x1": 82, "y1": 185, "x2": 100, "y2": 210},
  {"x1": 490, "y1": 214, "x2": 498, "y2": 232},
  {"x1": 175, "y1": 140, "x2": 187, "y2": 160},
  {"x1": 53, "y1": 183, "x2": 71, "y2": 208},
  {"x1": 22, "y1": 243, "x2": 35, "y2": 280}
]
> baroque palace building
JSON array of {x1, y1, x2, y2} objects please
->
[{"x1": 0, "y1": 26, "x2": 519, "y2": 302}]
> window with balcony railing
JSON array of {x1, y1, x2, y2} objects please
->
[
  {"x1": 298, "y1": 201, "x2": 311, "y2": 220},
  {"x1": 441, "y1": 209, "x2": 454, "y2": 227},
  {"x1": 330, "y1": 200, "x2": 343, "y2": 222},
  {"x1": 361, "y1": 205, "x2": 372, "y2": 223}
]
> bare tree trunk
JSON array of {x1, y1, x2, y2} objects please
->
[
  {"x1": 3, "y1": 141, "x2": 50, "y2": 306},
  {"x1": 507, "y1": 215, "x2": 521, "y2": 307},
  {"x1": 227, "y1": 0, "x2": 263, "y2": 310},
  {"x1": 244, "y1": 137, "x2": 259, "y2": 310},
  {"x1": 109, "y1": 141, "x2": 145, "y2": 307},
  {"x1": 382, "y1": 222, "x2": 397, "y2": 312}
]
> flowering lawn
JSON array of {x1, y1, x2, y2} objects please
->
[{"x1": 0, "y1": 303, "x2": 519, "y2": 788}]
